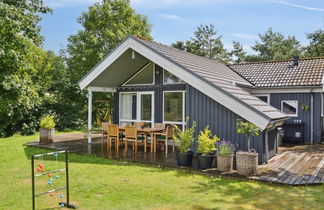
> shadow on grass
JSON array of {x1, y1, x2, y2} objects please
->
[
  {"x1": 189, "y1": 176, "x2": 324, "y2": 209},
  {"x1": 23, "y1": 142, "x2": 199, "y2": 179}
]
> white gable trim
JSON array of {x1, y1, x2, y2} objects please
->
[
  {"x1": 79, "y1": 39, "x2": 131, "y2": 90},
  {"x1": 78, "y1": 37, "x2": 275, "y2": 129}
]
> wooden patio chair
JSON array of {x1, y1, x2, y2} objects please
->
[
  {"x1": 154, "y1": 123, "x2": 166, "y2": 131},
  {"x1": 107, "y1": 124, "x2": 124, "y2": 151},
  {"x1": 124, "y1": 126, "x2": 147, "y2": 153},
  {"x1": 134, "y1": 122, "x2": 144, "y2": 129},
  {"x1": 100, "y1": 122, "x2": 110, "y2": 143},
  {"x1": 153, "y1": 126, "x2": 175, "y2": 154}
]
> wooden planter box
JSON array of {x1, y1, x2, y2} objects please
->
[
  {"x1": 39, "y1": 128, "x2": 54, "y2": 144},
  {"x1": 217, "y1": 154, "x2": 233, "y2": 172},
  {"x1": 236, "y1": 151, "x2": 258, "y2": 175}
]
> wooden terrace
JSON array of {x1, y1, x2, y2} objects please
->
[{"x1": 27, "y1": 133, "x2": 324, "y2": 186}]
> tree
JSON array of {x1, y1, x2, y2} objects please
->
[
  {"x1": 64, "y1": 0, "x2": 152, "y2": 84},
  {"x1": 236, "y1": 119, "x2": 261, "y2": 152},
  {"x1": 0, "y1": 1, "x2": 52, "y2": 136},
  {"x1": 247, "y1": 28, "x2": 302, "y2": 61},
  {"x1": 304, "y1": 30, "x2": 324, "y2": 57},
  {"x1": 172, "y1": 24, "x2": 230, "y2": 63},
  {"x1": 229, "y1": 41, "x2": 247, "y2": 64},
  {"x1": 62, "y1": 0, "x2": 152, "y2": 129}
]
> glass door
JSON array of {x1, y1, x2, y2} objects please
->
[{"x1": 119, "y1": 92, "x2": 154, "y2": 127}]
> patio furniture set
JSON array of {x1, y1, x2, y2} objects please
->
[{"x1": 100, "y1": 122, "x2": 175, "y2": 154}]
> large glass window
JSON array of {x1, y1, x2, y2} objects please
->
[
  {"x1": 119, "y1": 92, "x2": 154, "y2": 127},
  {"x1": 163, "y1": 91, "x2": 185, "y2": 124},
  {"x1": 281, "y1": 100, "x2": 298, "y2": 117},
  {"x1": 120, "y1": 93, "x2": 136, "y2": 120},
  {"x1": 124, "y1": 63, "x2": 154, "y2": 85},
  {"x1": 163, "y1": 69, "x2": 184, "y2": 84},
  {"x1": 141, "y1": 94, "x2": 152, "y2": 121}
]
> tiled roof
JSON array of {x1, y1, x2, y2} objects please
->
[
  {"x1": 229, "y1": 57, "x2": 324, "y2": 88},
  {"x1": 134, "y1": 36, "x2": 287, "y2": 121},
  {"x1": 135, "y1": 37, "x2": 252, "y2": 87}
]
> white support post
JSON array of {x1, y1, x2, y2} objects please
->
[{"x1": 87, "y1": 90, "x2": 93, "y2": 144}]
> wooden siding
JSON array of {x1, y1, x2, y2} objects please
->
[
  {"x1": 185, "y1": 85, "x2": 266, "y2": 163},
  {"x1": 270, "y1": 93, "x2": 322, "y2": 143}
]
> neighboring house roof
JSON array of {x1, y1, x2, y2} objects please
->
[
  {"x1": 229, "y1": 57, "x2": 324, "y2": 88},
  {"x1": 78, "y1": 36, "x2": 288, "y2": 129}
]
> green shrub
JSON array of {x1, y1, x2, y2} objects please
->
[
  {"x1": 40, "y1": 115, "x2": 55, "y2": 129},
  {"x1": 173, "y1": 117, "x2": 196, "y2": 153},
  {"x1": 217, "y1": 140, "x2": 236, "y2": 156},
  {"x1": 236, "y1": 119, "x2": 261, "y2": 152},
  {"x1": 197, "y1": 126, "x2": 219, "y2": 155}
]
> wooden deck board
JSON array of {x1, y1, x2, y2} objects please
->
[{"x1": 27, "y1": 134, "x2": 324, "y2": 186}]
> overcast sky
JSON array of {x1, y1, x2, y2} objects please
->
[{"x1": 41, "y1": 0, "x2": 324, "y2": 54}]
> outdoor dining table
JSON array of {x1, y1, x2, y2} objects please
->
[{"x1": 118, "y1": 127, "x2": 164, "y2": 152}]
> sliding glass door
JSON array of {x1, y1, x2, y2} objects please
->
[{"x1": 119, "y1": 92, "x2": 154, "y2": 127}]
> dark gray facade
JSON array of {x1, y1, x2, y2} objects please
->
[
  {"x1": 112, "y1": 65, "x2": 272, "y2": 163},
  {"x1": 269, "y1": 92, "x2": 322, "y2": 143}
]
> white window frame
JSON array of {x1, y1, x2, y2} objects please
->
[
  {"x1": 163, "y1": 69, "x2": 185, "y2": 85},
  {"x1": 162, "y1": 90, "x2": 186, "y2": 126},
  {"x1": 119, "y1": 91, "x2": 155, "y2": 126},
  {"x1": 122, "y1": 63, "x2": 155, "y2": 86},
  {"x1": 281, "y1": 100, "x2": 298, "y2": 117},
  {"x1": 254, "y1": 93, "x2": 270, "y2": 104}
]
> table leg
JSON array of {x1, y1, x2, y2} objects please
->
[{"x1": 151, "y1": 132, "x2": 154, "y2": 153}]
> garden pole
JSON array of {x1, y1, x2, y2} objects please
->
[
  {"x1": 31, "y1": 155, "x2": 35, "y2": 210},
  {"x1": 65, "y1": 150, "x2": 70, "y2": 205}
]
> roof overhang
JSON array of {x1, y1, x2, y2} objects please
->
[{"x1": 78, "y1": 36, "x2": 287, "y2": 130}]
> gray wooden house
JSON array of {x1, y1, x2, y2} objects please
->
[
  {"x1": 78, "y1": 36, "x2": 288, "y2": 163},
  {"x1": 230, "y1": 57, "x2": 324, "y2": 145}
]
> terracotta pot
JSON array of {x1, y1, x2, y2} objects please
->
[
  {"x1": 39, "y1": 128, "x2": 54, "y2": 144},
  {"x1": 217, "y1": 154, "x2": 233, "y2": 172},
  {"x1": 236, "y1": 151, "x2": 258, "y2": 176}
]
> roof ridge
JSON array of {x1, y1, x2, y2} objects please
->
[
  {"x1": 132, "y1": 35, "x2": 224, "y2": 65},
  {"x1": 229, "y1": 56, "x2": 324, "y2": 66}
]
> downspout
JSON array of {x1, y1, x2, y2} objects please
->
[
  {"x1": 311, "y1": 89, "x2": 314, "y2": 145},
  {"x1": 264, "y1": 129, "x2": 269, "y2": 164}
]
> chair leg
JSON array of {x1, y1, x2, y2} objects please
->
[
  {"x1": 172, "y1": 140, "x2": 175, "y2": 152},
  {"x1": 125, "y1": 140, "x2": 128, "y2": 152},
  {"x1": 144, "y1": 136, "x2": 147, "y2": 153},
  {"x1": 135, "y1": 141, "x2": 137, "y2": 152},
  {"x1": 165, "y1": 140, "x2": 168, "y2": 154},
  {"x1": 116, "y1": 137, "x2": 119, "y2": 151}
]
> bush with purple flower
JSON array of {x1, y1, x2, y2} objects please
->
[{"x1": 216, "y1": 140, "x2": 237, "y2": 156}]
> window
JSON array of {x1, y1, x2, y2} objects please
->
[
  {"x1": 281, "y1": 100, "x2": 298, "y2": 117},
  {"x1": 163, "y1": 69, "x2": 184, "y2": 84},
  {"x1": 255, "y1": 94, "x2": 270, "y2": 104},
  {"x1": 163, "y1": 91, "x2": 185, "y2": 125},
  {"x1": 123, "y1": 63, "x2": 154, "y2": 86},
  {"x1": 119, "y1": 92, "x2": 154, "y2": 127}
]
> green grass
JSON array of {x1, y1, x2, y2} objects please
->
[{"x1": 1, "y1": 133, "x2": 324, "y2": 210}]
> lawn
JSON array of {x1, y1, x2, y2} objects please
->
[{"x1": 1, "y1": 133, "x2": 324, "y2": 210}]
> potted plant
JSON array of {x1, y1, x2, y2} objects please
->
[
  {"x1": 197, "y1": 126, "x2": 219, "y2": 169},
  {"x1": 216, "y1": 140, "x2": 237, "y2": 172},
  {"x1": 236, "y1": 119, "x2": 261, "y2": 175},
  {"x1": 174, "y1": 117, "x2": 196, "y2": 166},
  {"x1": 39, "y1": 115, "x2": 55, "y2": 144}
]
